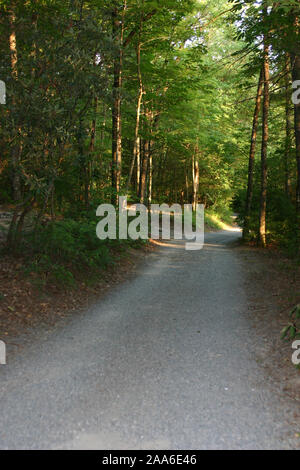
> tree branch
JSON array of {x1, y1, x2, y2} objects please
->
[{"x1": 123, "y1": 9, "x2": 157, "y2": 48}]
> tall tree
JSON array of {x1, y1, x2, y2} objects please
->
[
  {"x1": 243, "y1": 67, "x2": 263, "y2": 240},
  {"x1": 8, "y1": 1, "x2": 21, "y2": 202},
  {"x1": 258, "y1": 7, "x2": 270, "y2": 248},
  {"x1": 111, "y1": 1, "x2": 126, "y2": 204},
  {"x1": 284, "y1": 54, "x2": 292, "y2": 198}
]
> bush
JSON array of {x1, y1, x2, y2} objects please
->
[
  {"x1": 203, "y1": 204, "x2": 234, "y2": 230},
  {"x1": 281, "y1": 305, "x2": 300, "y2": 341},
  {"x1": 24, "y1": 255, "x2": 76, "y2": 289},
  {"x1": 23, "y1": 219, "x2": 115, "y2": 288},
  {"x1": 21, "y1": 214, "x2": 148, "y2": 289},
  {"x1": 234, "y1": 188, "x2": 299, "y2": 254}
]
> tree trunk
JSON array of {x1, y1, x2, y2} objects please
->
[
  {"x1": 192, "y1": 149, "x2": 199, "y2": 212},
  {"x1": 7, "y1": 197, "x2": 34, "y2": 251},
  {"x1": 284, "y1": 54, "x2": 292, "y2": 198},
  {"x1": 110, "y1": 1, "x2": 156, "y2": 204},
  {"x1": 140, "y1": 139, "x2": 149, "y2": 204},
  {"x1": 89, "y1": 97, "x2": 97, "y2": 155},
  {"x1": 291, "y1": 53, "x2": 300, "y2": 225},
  {"x1": 258, "y1": 40, "x2": 270, "y2": 247},
  {"x1": 157, "y1": 143, "x2": 167, "y2": 199},
  {"x1": 111, "y1": 3, "x2": 126, "y2": 204},
  {"x1": 100, "y1": 102, "x2": 106, "y2": 145},
  {"x1": 243, "y1": 67, "x2": 263, "y2": 240},
  {"x1": 140, "y1": 107, "x2": 158, "y2": 204},
  {"x1": 136, "y1": 137, "x2": 141, "y2": 192},
  {"x1": 9, "y1": 4, "x2": 21, "y2": 202},
  {"x1": 9, "y1": 6, "x2": 18, "y2": 79},
  {"x1": 89, "y1": 95, "x2": 98, "y2": 198},
  {"x1": 126, "y1": 20, "x2": 144, "y2": 194},
  {"x1": 185, "y1": 164, "x2": 189, "y2": 203},
  {"x1": 78, "y1": 117, "x2": 89, "y2": 208},
  {"x1": 148, "y1": 152, "x2": 152, "y2": 207}
]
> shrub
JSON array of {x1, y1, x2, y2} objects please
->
[{"x1": 23, "y1": 219, "x2": 114, "y2": 288}]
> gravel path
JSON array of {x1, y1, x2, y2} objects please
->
[{"x1": 0, "y1": 230, "x2": 299, "y2": 449}]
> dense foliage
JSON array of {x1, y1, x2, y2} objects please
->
[{"x1": 0, "y1": 0, "x2": 300, "y2": 272}]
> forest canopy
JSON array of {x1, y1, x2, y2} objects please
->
[{"x1": 0, "y1": 0, "x2": 300, "y2": 265}]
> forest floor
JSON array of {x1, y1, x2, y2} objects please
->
[
  {"x1": 0, "y1": 243, "x2": 155, "y2": 339},
  {"x1": 238, "y1": 243, "x2": 300, "y2": 403}
]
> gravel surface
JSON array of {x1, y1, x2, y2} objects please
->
[{"x1": 0, "y1": 230, "x2": 299, "y2": 450}]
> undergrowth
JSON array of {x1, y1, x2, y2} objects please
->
[{"x1": 17, "y1": 217, "x2": 146, "y2": 290}]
